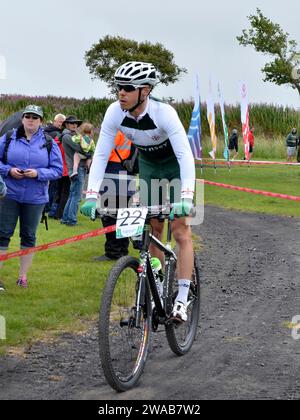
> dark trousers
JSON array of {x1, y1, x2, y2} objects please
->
[
  {"x1": 48, "y1": 176, "x2": 70, "y2": 219},
  {"x1": 0, "y1": 198, "x2": 44, "y2": 249},
  {"x1": 101, "y1": 195, "x2": 130, "y2": 259},
  {"x1": 45, "y1": 180, "x2": 59, "y2": 213},
  {"x1": 55, "y1": 176, "x2": 71, "y2": 219}
]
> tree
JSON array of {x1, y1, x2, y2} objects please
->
[
  {"x1": 237, "y1": 8, "x2": 300, "y2": 96},
  {"x1": 85, "y1": 35, "x2": 187, "y2": 93}
]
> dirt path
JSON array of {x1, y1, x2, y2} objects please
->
[{"x1": 1, "y1": 206, "x2": 300, "y2": 400}]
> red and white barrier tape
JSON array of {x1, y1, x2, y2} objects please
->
[
  {"x1": 1, "y1": 179, "x2": 299, "y2": 262},
  {"x1": 0, "y1": 225, "x2": 116, "y2": 262},
  {"x1": 196, "y1": 159, "x2": 300, "y2": 166},
  {"x1": 202, "y1": 180, "x2": 300, "y2": 202}
]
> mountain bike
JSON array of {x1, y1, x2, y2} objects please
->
[{"x1": 98, "y1": 205, "x2": 201, "y2": 392}]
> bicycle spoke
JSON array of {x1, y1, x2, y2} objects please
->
[
  {"x1": 165, "y1": 255, "x2": 201, "y2": 355},
  {"x1": 99, "y1": 256, "x2": 151, "y2": 391}
]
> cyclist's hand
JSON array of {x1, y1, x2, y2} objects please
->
[
  {"x1": 170, "y1": 198, "x2": 194, "y2": 221},
  {"x1": 80, "y1": 199, "x2": 97, "y2": 221}
]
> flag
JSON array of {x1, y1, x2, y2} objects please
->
[
  {"x1": 187, "y1": 73, "x2": 202, "y2": 160},
  {"x1": 241, "y1": 82, "x2": 250, "y2": 161},
  {"x1": 207, "y1": 78, "x2": 217, "y2": 159},
  {"x1": 217, "y1": 83, "x2": 230, "y2": 161}
]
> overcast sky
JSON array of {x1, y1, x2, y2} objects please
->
[{"x1": 0, "y1": 0, "x2": 299, "y2": 108}]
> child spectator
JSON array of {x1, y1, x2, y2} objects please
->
[{"x1": 71, "y1": 123, "x2": 95, "y2": 179}]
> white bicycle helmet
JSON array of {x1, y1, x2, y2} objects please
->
[{"x1": 114, "y1": 62, "x2": 158, "y2": 87}]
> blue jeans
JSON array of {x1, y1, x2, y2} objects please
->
[
  {"x1": 61, "y1": 167, "x2": 85, "y2": 225},
  {"x1": 0, "y1": 197, "x2": 45, "y2": 250}
]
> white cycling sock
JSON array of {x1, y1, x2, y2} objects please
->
[{"x1": 176, "y1": 279, "x2": 191, "y2": 305}]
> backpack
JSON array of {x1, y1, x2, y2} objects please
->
[
  {"x1": 114, "y1": 144, "x2": 139, "y2": 175},
  {"x1": 0, "y1": 111, "x2": 23, "y2": 137},
  {"x1": 1, "y1": 129, "x2": 53, "y2": 165},
  {"x1": 1, "y1": 128, "x2": 53, "y2": 232}
]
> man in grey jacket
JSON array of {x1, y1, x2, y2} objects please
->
[{"x1": 60, "y1": 115, "x2": 87, "y2": 226}]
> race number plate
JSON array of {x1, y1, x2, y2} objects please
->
[{"x1": 116, "y1": 208, "x2": 148, "y2": 239}]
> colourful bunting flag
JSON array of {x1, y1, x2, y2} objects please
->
[
  {"x1": 187, "y1": 73, "x2": 202, "y2": 160},
  {"x1": 241, "y1": 82, "x2": 250, "y2": 161},
  {"x1": 207, "y1": 78, "x2": 217, "y2": 160},
  {"x1": 217, "y1": 83, "x2": 229, "y2": 161}
]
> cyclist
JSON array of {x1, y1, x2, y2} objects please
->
[{"x1": 80, "y1": 62, "x2": 196, "y2": 322}]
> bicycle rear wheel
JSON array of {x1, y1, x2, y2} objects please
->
[
  {"x1": 99, "y1": 256, "x2": 152, "y2": 392},
  {"x1": 165, "y1": 254, "x2": 201, "y2": 356}
]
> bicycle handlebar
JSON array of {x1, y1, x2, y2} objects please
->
[{"x1": 96, "y1": 204, "x2": 196, "y2": 219}]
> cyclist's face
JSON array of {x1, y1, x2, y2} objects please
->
[{"x1": 118, "y1": 86, "x2": 150, "y2": 110}]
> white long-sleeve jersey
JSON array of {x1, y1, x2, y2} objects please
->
[{"x1": 86, "y1": 98, "x2": 195, "y2": 200}]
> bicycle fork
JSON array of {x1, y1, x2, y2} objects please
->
[{"x1": 135, "y1": 250, "x2": 165, "y2": 328}]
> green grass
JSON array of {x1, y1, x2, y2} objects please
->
[
  {"x1": 201, "y1": 135, "x2": 288, "y2": 161},
  {"x1": 198, "y1": 164, "x2": 300, "y2": 217},
  {"x1": 0, "y1": 215, "x2": 141, "y2": 354},
  {"x1": 1, "y1": 164, "x2": 300, "y2": 354}
]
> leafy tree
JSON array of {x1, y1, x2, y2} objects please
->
[
  {"x1": 237, "y1": 8, "x2": 300, "y2": 96},
  {"x1": 85, "y1": 35, "x2": 186, "y2": 93}
]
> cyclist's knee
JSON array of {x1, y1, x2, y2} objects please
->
[{"x1": 172, "y1": 225, "x2": 192, "y2": 244}]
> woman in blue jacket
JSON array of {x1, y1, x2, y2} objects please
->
[{"x1": 0, "y1": 105, "x2": 63, "y2": 290}]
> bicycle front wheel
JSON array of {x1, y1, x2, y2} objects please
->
[
  {"x1": 99, "y1": 256, "x2": 152, "y2": 392},
  {"x1": 165, "y1": 254, "x2": 201, "y2": 356}
]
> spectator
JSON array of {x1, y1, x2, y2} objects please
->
[
  {"x1": 247, "y1": 126, "x2": 255, "y2": 160},
  {"x1": 60, "y1": 115, "x2": 86, "y2": 226},
  {"x1": 0, "y1": 105, "x2": 62, "y2": 290},
  {"x1": 286, "y1": 128, "x2": 298, "y2": 162},
  {"x1": 44, "y1": 114, "x2": 66, "y2": 216},
  {"x1": 71, "y1": 123, "x2": 95, "y2": 179},
  {"x1": 297, "y1": 134, "x2": 300, "y2": 163},
  {"x1": 44, "y1": 113, "x2": 66, "y2": 140},
  {"x1": 45, "y1": 114, "x2": 70, "y2": 220},
  {"x1": 94, "y1": 131, "x2": 135, "y2": 262},
  {"x1": 0, "y1": 174, "x2": 6, "y2": 291},
  {"x1": 229, "y1": 128, "x2": 239, "y2": 160}
]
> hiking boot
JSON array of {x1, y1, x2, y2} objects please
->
[
  {"x1": 16, "y1": 277, "x2": 28, "y2": 288},
  {"x1": 0, "y1": 281, "x2": 5, "y2": 292},
  {"x1": 171, "y1": 301, "x2": 187, "y2": 322}
]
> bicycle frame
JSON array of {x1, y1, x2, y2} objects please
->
[{"x1": 135, "y1": 218, "x2": 177, "y2": 328}]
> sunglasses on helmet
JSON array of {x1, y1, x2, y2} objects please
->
[{"x1": 116, "y1": 84, "x2": 139, "y2": 93}]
